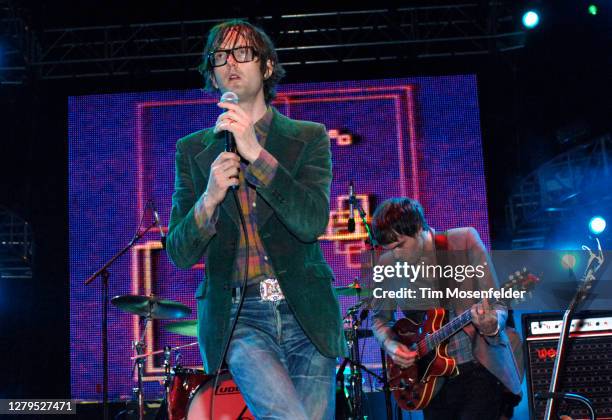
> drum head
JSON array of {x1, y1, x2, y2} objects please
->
[{"x1": 186, "y1": 370, "x2": 254, "y2": 420}]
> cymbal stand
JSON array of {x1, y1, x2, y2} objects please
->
[
  {"x1": 344, "y1": 302, "x2": 365, "y2": 419},
  {"x1": 132, "y1": 315, "x2": 151, "y2": 420},
  {"x1": 162, "y1": 345, "x2": 171, "y2": 395},
  {"x1": 84, "y1": 202, "x2": 158, "y2": 420}
]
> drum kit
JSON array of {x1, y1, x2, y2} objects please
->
[
  {"x1": 110, "y1": 279, "x2": 382, "y2": 420},
  {"x1": 111, "y1": 294, "x2": 253, "y2": 420}
]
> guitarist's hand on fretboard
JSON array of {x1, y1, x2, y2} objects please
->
[
  {"x1": 383, "y1": 337, "x2": 417, "y2": 368},
  {"x1": 470, "y1": 297, "x2": 500, "y2": 336}
]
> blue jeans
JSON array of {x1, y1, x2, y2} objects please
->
[{"x1": 226, "y1": 296, "x2": 336, "y2": 420}]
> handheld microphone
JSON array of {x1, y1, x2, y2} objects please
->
[
  {"x1": 348, "y1": 181, "x2": 356, "y2": 233},
  {"x1": 151, "y1": 202, "x2": 166, "y2": 249},
  {"x1": 220, "y1": 91, "x2": 239, "y2": 154}
]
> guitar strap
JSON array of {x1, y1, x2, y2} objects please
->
[
  {"x1": 433, "y1": 230, "x2": 451, "y2": 311},
  {"x1": 433, "y1": 231, "x2": 449, "y2": 251},
  {"x1": 433, "y1": 230, "x2": 462, "y2": 378}
]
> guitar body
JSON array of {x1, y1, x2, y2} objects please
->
[{"x1": 386, "y1": 308, "x2": 457, "y2": 410}]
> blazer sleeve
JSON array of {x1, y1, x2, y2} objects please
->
[
  {"x1": 165, "y1": 140, "x2": 217, "y2": 269},
  {"x1": 256, "y1": 124, "x2": 332, "y2": 242}
]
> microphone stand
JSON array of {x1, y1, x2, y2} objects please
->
[
  {"x1": 543, "y1": 238, "x2": 605, "y2": 420},
  {"x1": 349, "y1": 195, "x2": 393, "y2": 420},
  {"x1": 84, "y1": 216, "x2": 158, "y2": 420}
]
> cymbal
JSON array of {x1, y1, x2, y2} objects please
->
[
  {"x1": 334, "y1": 284, "x2": 372, "y2": 297},
  {"x1": 111, "y1": 295, "x2": 191, "y2": 320},
  {"x1": 164, "y1": 320, "x2": 198, "y2": 337}
]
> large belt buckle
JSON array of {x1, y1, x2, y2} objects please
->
[{"x1": 260, "y1": 278, "x2": 285, "y2": 301}]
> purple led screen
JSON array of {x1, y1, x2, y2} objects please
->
[{"x1": 69, "y1": 76, "x2": 489, "y2": 400}]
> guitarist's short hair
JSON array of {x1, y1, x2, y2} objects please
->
[{"x1": 372, "y1": 197, "x2": 430, "y2": 245}]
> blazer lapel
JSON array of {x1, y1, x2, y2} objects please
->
[{"x1": 257, "y1": 108, "x2": 306, "y2": 228}]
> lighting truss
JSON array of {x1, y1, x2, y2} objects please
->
[{"x1": 1, "y1": 2, "x2": 525, "y2": 84}]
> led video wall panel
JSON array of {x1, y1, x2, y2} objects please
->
[{"x1": 69, "y1": 75, "x2": 489, "y2": 400}]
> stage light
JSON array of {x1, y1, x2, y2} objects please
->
[
  {"x1": 561, "y1": 254, "x2": 577, "y2": 270},
  {"x1": 522, "y1": 10, "x2": 540, "y2": 29},
  {"x1": 588, "y1": 216, "x2": 606, "y2": 235},
  {"x1": 588, "y1": 4, "x2": 598, "y2": 16}
]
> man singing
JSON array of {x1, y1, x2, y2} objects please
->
[
  {"x1": 165, "y1": 20, "x2": 346, "y2": 419},
  {"x1": 370, "y1": 197, "x2": 522, "y2": 419}
]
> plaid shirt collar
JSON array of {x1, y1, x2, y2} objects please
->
[{"x1": 254, "y1": 106, "x2": 274, "y2": 142}]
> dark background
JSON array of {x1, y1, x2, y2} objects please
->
[{"x1": 0, "y1": 0, "x2": 609, "y2": 402}]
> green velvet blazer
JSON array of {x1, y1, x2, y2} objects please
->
[{"x1": 166, "y1": 107, "x2": 348, "y2": 372}]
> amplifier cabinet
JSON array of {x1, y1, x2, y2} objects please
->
[{"x1": 523, "y1": 311, "x2": 612, "y2": 420}]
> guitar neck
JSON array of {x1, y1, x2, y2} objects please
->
[
  {"x1": 415, "y1": 269, "x2": 538, "y2": 356},
  {"x1": 421, "y1": 309, "x2": 472, "y2": 354}
]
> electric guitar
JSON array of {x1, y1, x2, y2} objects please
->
[{"x1": 385, "y1": 268, "x2": 539, "y2": 411}]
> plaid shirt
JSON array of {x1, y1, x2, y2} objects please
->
[
  {"x1": 194, "y1": 107, "x2": 279, "y2": 287},
  {"x1": 445, "y1": 309, "x2": 474, "y2": 365}
]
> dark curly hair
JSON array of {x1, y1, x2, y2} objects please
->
[
  {"x1": 198, "y1": 20, "x2": 285, "y2": 104},
  {"x1": 372, "y1": 197, "x2": 430, "y2": 245}
]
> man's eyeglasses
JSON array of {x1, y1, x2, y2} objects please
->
[{"x1": 208, "y1": 46, "x2": 258, "y2": 67}]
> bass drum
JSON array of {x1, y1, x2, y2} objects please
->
[
  {"x1": 186, "y1": 370, "x2": 254, "y2": 420},
  {"x1": 167, "y1": 368, "x2": 208, "y2": 420}
]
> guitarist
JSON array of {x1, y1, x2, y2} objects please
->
[{"x1": 370, "y1": 197, "x2": 523, "y2": 419}]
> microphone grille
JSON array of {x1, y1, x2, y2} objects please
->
[{"x1": 220, "y1": 91, "x2": 239, "y2": 104}]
